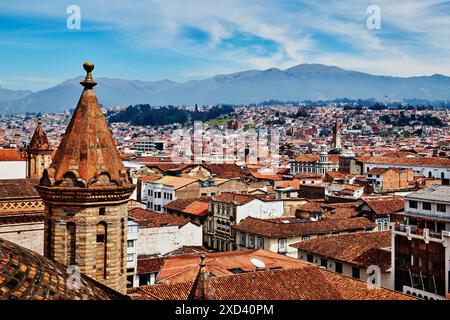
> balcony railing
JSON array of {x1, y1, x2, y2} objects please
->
[{"x1": 392, "y1": 222, "x2": 448, "y2": 244}]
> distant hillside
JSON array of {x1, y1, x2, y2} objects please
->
[
  {"x1": 108, "y1": 104, "x2": 234, "y2": 126},
  {"x1": 0, "y1": 86, "x2": 32, "y2": 108},
  {"x1": 2, "y1": 64, "x2": 450, "y2": 114}
]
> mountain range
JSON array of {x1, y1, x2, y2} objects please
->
[{"x1": 1, "y1": 63, "x2": 450, "y2": 114}]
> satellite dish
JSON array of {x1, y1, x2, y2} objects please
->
[{"x1": 250, "y1": 258, "x2": 266, "y2": 269}]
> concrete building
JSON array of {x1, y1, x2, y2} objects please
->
[
  {"x1": 129, "y1": 208, "x2": 202, "y2": 257},
  {"x1": 142, "y1": 176, "x2": 200, "y2": 212},
  {"x1": 391, "y1": 185, "x2": 450, "y2": 300},
  {"x1": 126, "y1": 219, "x2": 139, "y2": 287},
  {"x1": 164, "y1": 197, "x2": 209, "y2": 225},
  {"x1": 290, "y1": 146, "x2": 339, "y2": 175},
  {"x1": 206, "y1": 193, "x2": 284, "y2": 251},
  {"x1": 0, "y1": 149, "x2": 27, "y2": 179},
  {"x1": 365, "y1": 167, "x2": 414, "y2": 193},
  {"x1": 358, "y1": 156, "x2": 450, "y2": 184}
]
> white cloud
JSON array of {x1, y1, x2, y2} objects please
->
[{"x1": 1, "y1": 0, "x2": 450, "y2": 78}]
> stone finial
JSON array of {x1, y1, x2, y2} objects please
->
[{"x1": 80, "y1": 61, "x2": 97, "y2": 89}]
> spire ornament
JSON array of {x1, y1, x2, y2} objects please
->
[{"x1": 80, "y1": 61, "x2": 97, "y2": 89}]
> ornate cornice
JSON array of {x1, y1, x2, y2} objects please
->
[{"x1": 36, "y1": 185, "x2": 135, "y2": 206}]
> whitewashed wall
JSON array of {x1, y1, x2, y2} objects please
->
[{"x1": 0, "y1": 161, "x2": 27, "y2": 179}]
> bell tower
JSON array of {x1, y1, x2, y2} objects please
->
[
  {"x1": 36, "y1": 62, "x2": 135, "y2": 294},
  {"x1": 27, "y1": 120, "x2": 53, "y2": 179}
]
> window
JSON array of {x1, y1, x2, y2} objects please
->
[
  {"x1": 96, "y1": 222, "x2": 107, "y2": 279},
  {"x1": 409, "y1": 200, "x2": 418, "y2": 209},
  {"x1": 154, "y1": 205, "x2": 161, "y2": 212},
  {"x1": 127, "y1": 240, "x2": 134, "y2": 248},
  {"x1": 66, "y1": 222, "x2": 76, "y2": 265},
  {"x1": 240, "y1": 232, "x2": 246, "y2": 246},
  {"x1": 99, "y1": 207, "x2": 105, "y2": 215},
  {"x1": 307, "y1": 254, "x2": 314, "y2": 263},
  {"x1": 127, "y1": 254, "x2": 134, "y2": 262},
  {"x1": 302, "y1": 236, "x2": 310, "y2": 241},
  {"x1": 352, "y1": 266, "x2": 360, "y2": 279},
  {"x1": 422, "y1": 202, "x2": 431, "y2": 211},
  {"x1": 248, "y1": 235, "x2": 255, "y2": 248},
  {"x1": 228, "y1": 268, "x2": 245, "y2": 274},
  {"x1": 437, "y1": 203, "x2": 446, "y2": 213},
  {"x1": 257, "y1": 237, "x2": 264, "y2": 249},
  {"x1": 320, "y1": 258, "x2": 328, "y2": 268},
  {"x1": 335, "y1": 262, "x2": 343, "y2": 274},
  {"x1": 278, "y1": 238, "x2": 287, "y2": 253},
  {"x1": 128, "y1": 225, "x2": 138, "y2": 234}
]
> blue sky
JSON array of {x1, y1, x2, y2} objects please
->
[{"x1": 1, "y1": 0, "x2": 450, "y2": 91}]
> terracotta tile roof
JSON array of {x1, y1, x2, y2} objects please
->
[
  {"x1": 293, "y1": 154, "x2": 339, "y2": 163},
  {"x1": 211, "y1": 192, "x2": 256, "y2": 205},
  {"x1": 129, "y1": 208, "x2": 191, "y2": 228},
  {"x1": 247, "y1": 171, "x2": 281, "y2": 181},
  {"x1": 128, "y1": 281, "x2": 192, "y2": 300},
  {"x1": 202, "y1": 164, "x2": 246, "y2": 179},
  {"x1": 131, "y1": 156, "x2": 167, "y2": 164},
  {"x1": 319, "y1": 201, "x2": 362, "y2": 210},
  {"x1": 183, "y1": 201, "x2": 209, "y2": 217},
  {"x1": 139, "y1": 174, "x2": 163, "y2": 183},
  {"x1": 129, "y1": 264, "x2": 415, "y2": 300},
  {"x1": 156, "y1": 249, "x2": 306, "y2": 284},
  {"x1": 293, "y1": 173, "x2": 323, "y2": 179},
  {"x1": 0, "y1": 238, "x2": 126, "y2": 300},
  {"x1": 212, "y1": 192, "x2": 277, "y2": 205},
  {"x1": 277, "y1": 168, "x2": 290, "y2": 174},
  {"x1": 153, "y1": 176, "x2": 199, "y2": 190},
  {"x1": 290, "y1": 231, "x2": 391, "y2": 272},
  {"x1": 360, "y1": 196, "x2": 404, "y2": 215},
  {"x1": 234, "y1": 217, "x2": 376, "y2": 238},
  {"x1": 0, "y1": 149, "x2": 26, "y2": 161},
  {"x1": 326, "y1": 171, "x2": 357, "y2": 180},
  {"x1": 275, "y1": 180, "x2": 300, "y2": 189},
  {"x1": 0, "y1": 179, "x2": 40, "y2": 200},
  {"x1": 145, "y1": 163, "x2": 183, "y2": 172},
  {"x1": 297, "y1": 201, "x2": 323, "y2": 212},
  {"x1": 163, "y1": 197, "x2": 209, "y2": 218},
  {"x1": 164, "y1": 198, "x2": 199, "y2": 211},
  {"x1": 137, "y1": 257, "x2": 165, "y2": 274},
  {"x1": 294, "y1": 153, "x2": 321, "y2": 162},
  {"x1": 366, "y1": 167, "x2": 390, "y2": 175},
  {"x1": 324, "y1": 207, "x2": 360, "y2": 220},
  {"x1": 357, "y1": 156, "x2": 450, "y2": 168}
]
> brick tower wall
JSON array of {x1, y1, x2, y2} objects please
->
[
  {"x1": 29, "y1": 153, "x2": 52, "y2": 179},
  {"x1": 44, "y1": 202, "x2": 128, "y2": 294}
]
